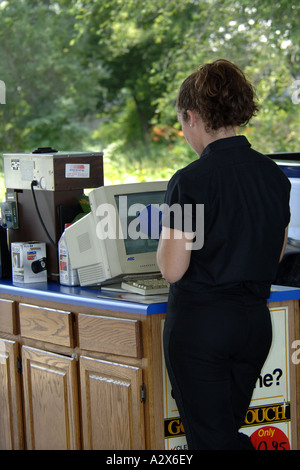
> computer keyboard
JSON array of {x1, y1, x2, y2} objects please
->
[{"x1": 121, "y1": 277, "x2": 170, "y2": 295}]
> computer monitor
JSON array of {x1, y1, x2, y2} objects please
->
[
  {"x1": 64, "y1": 181, "x2": 168, "y2": 286},
  {"x1": 268, "y1": 153, "x2": 300, "y2": 249}
]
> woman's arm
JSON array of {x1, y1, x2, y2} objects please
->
[
  {"x1": 156, "y1": 226, "x2": 193, "y2": 283},
  {"x1": 279, "y1": 226, "x2": 289, "y2": 262}
]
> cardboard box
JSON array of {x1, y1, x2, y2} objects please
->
[{"x1": 11, "y1": 242, "x2": 47, "y2": 283}]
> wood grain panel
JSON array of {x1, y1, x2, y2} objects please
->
[
  {"x1": 0, "y1": 299, "x2": 17, "y2": 334},
  {"x1": 22, "y1": 346, "x2": 80, "y2": 450},
  {"x1": 0, "y1": 339, "x2": 24, "y2": 449},
  {"x1": 19, "y1": 303, "x2": 74, "y2": 347},
  {"x1": 78, "y1": 313, "x2": 141, "y2": 358},
  {"x1": 80, "y1": 356, "x2": 145, "y2": 450}
]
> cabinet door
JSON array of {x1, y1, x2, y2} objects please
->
[
  {"x1": 80, "y1": 356, "x2": 145, "y2": 450},
  {"x1": 0, "y1": 339, "x2": 24, "y2": 449},
  {"x1": 22, "y1": 346, "x2": 80, "y2": 450}
]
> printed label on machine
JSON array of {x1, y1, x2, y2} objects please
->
[{"x1": 65, "y1": 163, "x2": 90, "y2": 178}]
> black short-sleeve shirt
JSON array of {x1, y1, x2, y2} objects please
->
[{"x1": 163, "y1": 136, "x2": 291, "y2": 298}]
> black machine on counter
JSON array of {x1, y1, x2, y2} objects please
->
[{"x1": 1, "y1": 147, "x2": 103, "y2": 279}]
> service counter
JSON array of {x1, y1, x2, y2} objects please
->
[{"x1": 0, "y1": 280, "x2": 299, "y2": 450}]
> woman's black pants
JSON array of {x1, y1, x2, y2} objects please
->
[{"x1": 163, "y1": 285, "x2": 272, "y2": 450}]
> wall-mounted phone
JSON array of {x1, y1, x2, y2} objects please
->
[{"x1": 0, "y1": 191, "x2": 19, "y2": 229}]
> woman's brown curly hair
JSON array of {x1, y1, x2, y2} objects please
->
[{"x1": 177, "y1": 59, "x2": 259, "y2": 131}]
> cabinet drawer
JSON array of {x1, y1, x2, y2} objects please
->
[
  {"x1": 78, "y1": 314, "x2": 142, "y2": 358},
  {"x1": 0, "y1": 299, "x2": 17, "y2": 334},
  {"x1": 19, "y1": 303, "x2": 74, "y2": 347}
]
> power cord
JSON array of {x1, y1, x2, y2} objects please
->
[{"x1": 31, "y1": 180, "x2": 57, "y2": 247}]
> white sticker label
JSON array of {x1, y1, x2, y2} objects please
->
[
  {"x1": 20, "y1": 160, "x2": 34, "y2": 181},
  {"x1": 65, "y1": 163, "x2": 90, "y2": 178}
]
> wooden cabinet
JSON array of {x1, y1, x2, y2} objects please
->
[
  {"x1": 19, "y1": 303, "x2": 74, "y2": 348},
  {"x1": 0, "y1": 298, "x2": 23, "y2": 449},
  {"x1": 78, "y1": 313, "x2": 145, "y2": 450},
  {"x1": 78, "y1": 313, "x2": 141, "y2": 358},
  {"x1": 0, "y1": 297, "x2": 158, "y2": 450},
  {"x1": 80, "y1": 356, "x2": 145, "y2": 450},
  {"x1": 0, "y1": 338, "x2": 23, "y2": 449},
  {"x1": 22, "y1": 346, "x2": 80, "y2": 450},
  {"x1": 0, "y1": 299, "x2": 18, "y2": 335},
  {"x1": 0, "y1": 284, "x2": 299, "y2": 450}
]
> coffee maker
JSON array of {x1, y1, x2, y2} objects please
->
[{"x1": 2, "y1": 147, "x2": 103, "y2": 279}]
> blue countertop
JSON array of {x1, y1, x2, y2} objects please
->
[
  {"x1": 0, "y1": 280, "x2": 299, "y2": 316},
  {"x1": 0, "y1": 279, "x2": 168, "y2": 315}
]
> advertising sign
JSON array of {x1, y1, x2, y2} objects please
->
[{"x1": 242, "y1": 306, "x2": 292, "y2": 449}]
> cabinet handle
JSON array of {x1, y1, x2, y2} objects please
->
[
  {"x1": 17, "y1": 356, "x2": 22, "y2": 373},
  {"x1": 140, "y1": 383, "x2": 146, "y2": 403}
]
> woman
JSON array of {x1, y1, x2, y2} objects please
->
[{"x1": 157, "y1": 59, "x2": 291, "y2": 450}]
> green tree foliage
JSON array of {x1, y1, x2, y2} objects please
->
[
  {"x1": 0, "y1": 0, "x2": 299, "y2": 183},
  {"x1": 0, "y1": 0, "x2": 104, "y2": 153}
]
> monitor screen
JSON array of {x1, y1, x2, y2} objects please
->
[
  {"x1": 274, "y1": 159, "x2": 300, "y2": 248},
  {"x1": 115, "y1": 191, "x2": 165, "y2": 255}
]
